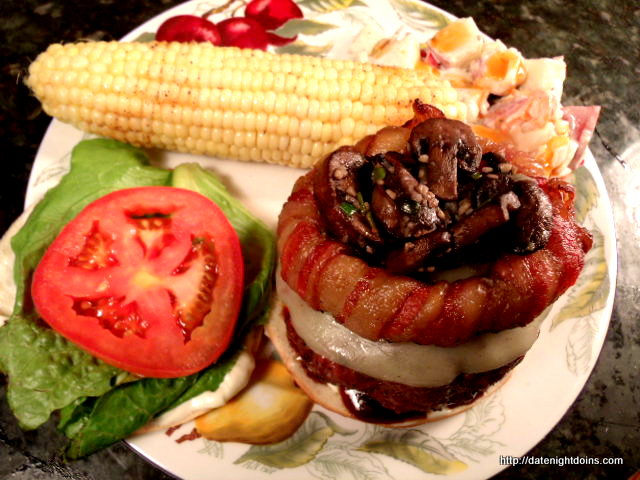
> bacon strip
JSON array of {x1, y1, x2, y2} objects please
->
[{"x1": 277, "y1": 170, "x2": 592, "y2": 347}]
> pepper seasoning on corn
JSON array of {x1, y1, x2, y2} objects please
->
[{"x1": 27, "y1": 41, "x2": 476, "y2": 168}]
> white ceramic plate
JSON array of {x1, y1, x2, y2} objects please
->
[{"x1": 26, "y1": 1, "x2": 617, "y2": 479}]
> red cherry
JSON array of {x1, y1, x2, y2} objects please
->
[
  {"x1": 156, "y1": 15, "x2": 221, "y2": 44},
  {"x1": 217, "y1": 17, "x2": 271, "y2": 50},
  {"x1": 245, "y1": 0, "x2": 303, "y2": 31}
]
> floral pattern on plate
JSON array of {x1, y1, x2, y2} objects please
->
[{"x1": 26, "y1": 1, "x2": 616, "y2": 478}]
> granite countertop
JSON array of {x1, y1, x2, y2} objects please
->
[{"x1": 1, "y1": 0, "x2": 638, "y2": 478}]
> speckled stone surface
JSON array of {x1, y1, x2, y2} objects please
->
[{"x1": 0, "y1": 0, "x2": 638, "y2": 479}]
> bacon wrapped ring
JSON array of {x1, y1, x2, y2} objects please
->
[{"x1": 267, "y1": 104, "x2": 593, "y2": 425}]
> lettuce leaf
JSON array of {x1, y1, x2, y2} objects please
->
[
  {"x1": 59, "y1": 351, "x2": 238, "y2": 459},
  {"x1": 0, "y1": 138, "x2": 275, "y2": 457},
  {"x1": 0, "y1": 139, "x2": 171, "y2": 429},
  {"x1": 0, "y1": 311, "x2": 130, "y2": 431},
  {"x1": 170, "y1": 163, "x2": 276, "y2": 335},
  {"x1": 59, "y1": 161, "x2": 276, "y2": 459},
  {"x1": 10, "y1": 139, "x2": 171, "y2": 317},
  {"x1": 60, "y1": 163, "x2": 276, "y2": 458}
]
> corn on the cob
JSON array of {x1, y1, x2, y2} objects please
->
[{"x1": 27, "y1": 41, "x2": 478, "y2": 168}]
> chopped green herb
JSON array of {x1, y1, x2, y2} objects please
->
[
  {"x1": 372, "y1": 166, "x2": 387, "y2": 182},
  {"x1": 355, "y1": 192, "x2": 378, "y2": 231},
  {"x1": 339, "y1": 202, "x2": 358, "y2": 216}
]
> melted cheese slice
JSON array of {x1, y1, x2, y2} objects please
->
[{"x1": 277, "y1": 273, "x2": 542, "y2": 388}]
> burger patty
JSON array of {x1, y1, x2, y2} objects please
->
[{"x1": 284, "y1": 308, "x2": 522, "y2": 416}]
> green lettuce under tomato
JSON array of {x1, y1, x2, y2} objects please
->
[
  {"x1": 171, "y1": 162, "x2": 275, "y2": 335},
  {"x1": 58, "y1": 353, "x2": 239, "y2": 459},
  {"x1": 0, "y1": 138, "x2": 275, "y2": 458}
]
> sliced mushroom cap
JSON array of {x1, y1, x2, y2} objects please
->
[
  {"x1": 471, "y1": 173, "x2": 514, "y2": 209},
  {"x1": 385, "y1": 230, "x2": 452, "y2": 274},
  {"x1": 409, "y1": 118, "x2": 482, "y2": 200},
  {"x1": 312, "y1": 101, "x2": 554, "y2": 274},
  {"x1": 313, "y1": 147, "x2": 382, "y2": 252},
  {"x1": 509, "y1": 180, "x2": 553, "y2": 254},
  {"x1": 369, "y1": 153, "x2": 443, "y2": 238},
  {"x1": 451, "y1": 202, "x2": 518, "y2": 250}
]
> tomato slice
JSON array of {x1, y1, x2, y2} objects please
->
[{"x1": 31, "y1": 186, "x2": 244, "y2": 378}]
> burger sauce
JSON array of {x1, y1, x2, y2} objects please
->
[{"x1": 339, "y1": 387, "x2": 424, "y2": 424}]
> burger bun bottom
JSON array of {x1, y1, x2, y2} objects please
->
[{"x1": 265, "y1": 297, "x2": 510, "y2": 428}]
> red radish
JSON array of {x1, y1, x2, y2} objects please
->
[
  {"x1": 156, "y1": 15, "x2": 222, "y2": 44},
  {"x1": 267, "y1": 32, "x2": 297, "y2": 46},
  {"x1": 245, "y1": 0, "x2": 303, "y2": 31},
  {"x1": 217, "y1": 17, "x2": 271, "y2": 50}
]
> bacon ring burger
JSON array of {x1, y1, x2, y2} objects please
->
[{"x1": 266, "y1": 102, "x2": 593, "y2": 426}]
